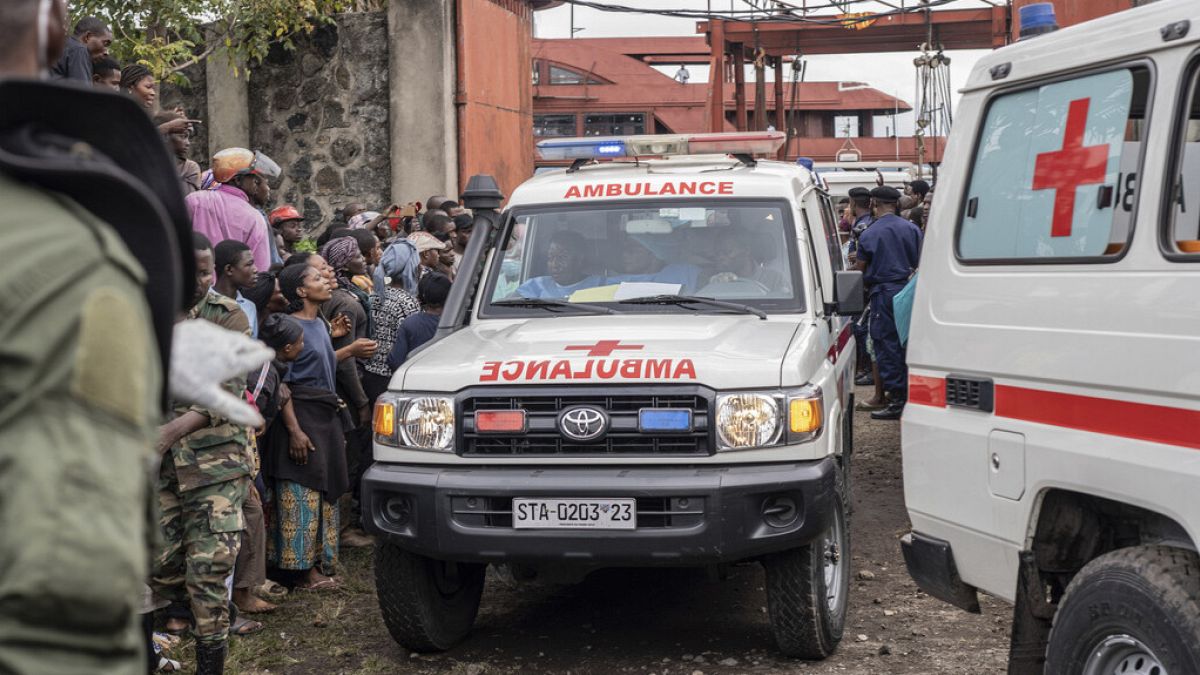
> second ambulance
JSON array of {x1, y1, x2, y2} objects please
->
[
  {"x1": 363, "y1": 131, "x2": 863, "y2": 657},
  {"x1": 903, "y1": 1, "x2": 1200, "y2": 673}
]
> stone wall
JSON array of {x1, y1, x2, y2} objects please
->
[
  {"x1": 159, "y1": 61, "x2": 209, "y2": 168},
  {"x1": 248, "y1": 12, "x2": 391, "y2": 234}
]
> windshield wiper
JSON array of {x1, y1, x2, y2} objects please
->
[
  {"x1": 618, "y1": 294, "x2": 767, "y2": 320},
  {"x1": 492, "y1": 297, "x2": 614, "y2": 315}
]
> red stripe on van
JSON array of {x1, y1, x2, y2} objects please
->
[
  {"x1": 908, "y1": 375, "x2": 946, "y2": 407},
  {"x1": 994, "y1": 385, "x2": 1200, "y2": 450}
]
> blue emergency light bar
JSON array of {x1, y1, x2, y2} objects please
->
[
  {"x1": 638, "y1": 408, "x2": 693, "y2": 433},
  {"x1": 537, "y1": 131, "x2": 786, "y2": 162}
]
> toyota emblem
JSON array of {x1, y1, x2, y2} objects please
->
[{"x1": 558, "y1": 406, "x2": 609, "y2": 442}]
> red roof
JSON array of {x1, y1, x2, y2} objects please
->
[{"x1": 533, "y1": 37, "x2": 911, "y2": 113}]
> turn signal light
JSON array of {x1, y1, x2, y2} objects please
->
[
  {"x1": 789, "y1": 398, "x2": 822, "y2": 434},
  {"x1": 476, "y1": 410, "x2": 526, "y2": 433},
  {"x1": 374, "y1": 401, "x2": 395, "y2": 437}
]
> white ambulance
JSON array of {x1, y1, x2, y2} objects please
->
[
  {"x1": 363, "y1": 131, "x2": 865, "y2": 657},
  {"x1": 902, "y1": 1, "x2": 1200, "y2": 673}
]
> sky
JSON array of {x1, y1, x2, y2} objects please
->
[{"x1": 533, "y1": 0, "x2": 997, "y2": 136}]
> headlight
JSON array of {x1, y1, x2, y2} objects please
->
[
  {"x1": 715, "y1": 387, "x2": 823, "y2": 451},
  {"x1": 716, "y1": 393, "x2": 781, "y2": 450},
  {"x1": 374, "y1": 394, "x2": 455, "y2": 452}
]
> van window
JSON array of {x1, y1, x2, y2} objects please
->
[
  {"x1": 1165, "y1": 62, "x2": 1200, "y2": 257},
  {"x1": 957, "y1": 67, "x2": 1150, "y2": 262}
]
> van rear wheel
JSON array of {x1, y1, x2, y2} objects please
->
[
  {"x1": 762, "y1": 467, "x2": 849, "y2": 659},
  {"x1": 374, "y1": 542, "x2": 486, "y2": 652},
  {"x1": 1045, "y1": 545, "x2": 1200, "y2": 675}
]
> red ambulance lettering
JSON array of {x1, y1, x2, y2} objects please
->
[
  {"x1": 644, "y1": 359, "x2": 670, "y2": 379},
  {"x1": 549, "y1": 360, "x2": 572, "y2": 380},
  {"x1": 501, "y1": 361, "x2": 524, "y2": 381},
  {"x1": 478, "y1": 357, "x2": 697, "y2": 382},
  {"x1": 673, "y1": 359, "x2": 697, "y2": 379},
  {"x1": 563, "y1": 181, "x2": 736, "y2": 200},
  {"x1": 526, "y1": 360, "x2": 550, "y2": 380},
  {"x1": 480, "y1": 361, "x2": 501, "y2": 382}
]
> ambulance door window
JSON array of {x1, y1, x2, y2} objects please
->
[
  {"x1": 818, "y1": 195, "x2": 846, "y2": 271},
  {"x1": 957, "y1": 67, "x2": 1150, "y2": 262},
  {"x1": 1165, "y1": 60, "x2": 1200, "y2": 257}
]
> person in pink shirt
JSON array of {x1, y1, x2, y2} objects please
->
[{"x1": 187, "y1": 148, "x2": 281, "y2": 271}]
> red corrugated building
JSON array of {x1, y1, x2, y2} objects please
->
[{"x1": 532, "y1": 36, "x2": 935, "y2": 166}]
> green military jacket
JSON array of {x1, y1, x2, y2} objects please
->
[
  {"x1": 0, "y1": 172, "x2": 160, "y2": 673},
  {"x1": 167, "y1": 291, "x2": 255, "y2": 492}
]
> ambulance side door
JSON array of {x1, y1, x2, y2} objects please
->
[{"x1": 800, "y1": 191, "x2": 855, "y2": 404}]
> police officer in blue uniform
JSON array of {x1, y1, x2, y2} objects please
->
[{"x1": 855, "y1": 186, "x2": 922, "y2": 420}]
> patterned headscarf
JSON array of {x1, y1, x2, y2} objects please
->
[
  {"x1": 320, "y1": 236, "x2": 374, "y2": 336},
  {"x1": 320, "y1": 236, "x2": 359, "y2": 284}
]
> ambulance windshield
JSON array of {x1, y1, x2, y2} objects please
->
[{"x1": 484, "y1": 201, "x2": 804, "y2": 315}]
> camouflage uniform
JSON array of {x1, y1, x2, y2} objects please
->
[
  {"x1": 150, "y1": 291, "x2": 254, "y2": 643},
  {"x1": 0, "y1": 173, "x2": 160, "y2": 675}
]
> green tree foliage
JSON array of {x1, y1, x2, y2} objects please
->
[{"x1": 72, "y1": 0, "x2": 352, "y2": 81}]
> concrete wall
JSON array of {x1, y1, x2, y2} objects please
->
[
  {"x1": 388, "y1": 0, "x2": 459, "y2": 208},
  {"x1": 456, "y1": 0, "x2": 534, "y2": 200}
]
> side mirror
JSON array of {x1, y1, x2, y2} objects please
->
[{"x1": 833, "y1": 270, "x2": 865, "y2": 315}]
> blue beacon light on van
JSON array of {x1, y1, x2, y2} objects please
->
[{"x1": 638, "y1": 409, "x2": 693, "y2": 433}]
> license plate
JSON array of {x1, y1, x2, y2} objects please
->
[{"x1": 512, "y1": 498, "x2": 636, "y2": 530}]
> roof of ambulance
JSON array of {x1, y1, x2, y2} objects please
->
[
  {"x1": 965, "y1": 0, "x2": 1199, "y2": 94},
  {"x1": 509, "y1": 155, "x2": 816, "y2": 207}
]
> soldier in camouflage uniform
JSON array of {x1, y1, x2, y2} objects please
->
[{"x1": 151, "y1": 277, "x2": 256, "y2": 673}]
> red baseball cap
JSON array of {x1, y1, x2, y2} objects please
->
[{"x1": 269, "y1": 205, "x2": 303, "y2": 226}]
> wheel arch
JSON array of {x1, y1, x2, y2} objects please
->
[{"x1": 1028, "y1": 488, "x2": 1197, "y2": 580}]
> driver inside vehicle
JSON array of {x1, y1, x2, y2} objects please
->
[
  {"x1": 515, "y1": 230, "x2": 602, "y2": 299},
  {"x1": 704, "y1": 228, "x2": 789, "y2": 293}
]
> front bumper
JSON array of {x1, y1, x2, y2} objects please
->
[{"x1": 362, "y1": 459, "x2": 837, "y2": 565}]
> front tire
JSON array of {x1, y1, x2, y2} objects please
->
[
  {"x1": 1045, "y1": 545, "x2": 1200, "y2": 674},
  {"x1": 374, "y1": 542, "x2": 486, "y2": 652},
  {"x1": 762, "y1": 466, "x2": 849, "y2": 659}
]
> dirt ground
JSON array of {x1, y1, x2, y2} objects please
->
[{"x1": 171, "y1": 386, "x2": 1013, "y2": 674}]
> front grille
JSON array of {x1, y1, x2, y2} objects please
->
[
  {"x1": 459, "y1": 389, "x2": 712, "y2": 457},
  {"x1": 449, "y1": 496, "x2": 705, "y2": 530}
]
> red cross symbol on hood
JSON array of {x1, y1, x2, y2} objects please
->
[
  {"x1": 1031, "y1": 97, "x2": 1110, "y2": 238},
  {"x1": 565, "y1": 340, "x2": 644, "y2": 357}
]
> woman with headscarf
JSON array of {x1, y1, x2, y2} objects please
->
[
  {"x1": 318, "y1": 236, "x2": 383, "y2": 549},
  {"x1": 361, "y1": 243, "x2": 421, "y2": 402},
  {"x1": 317, "y1": 237, "x2": 376, "y2": 428}
]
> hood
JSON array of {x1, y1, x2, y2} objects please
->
[{"x1": 400, "y1": 315, "x2": 806, "y2": 391}]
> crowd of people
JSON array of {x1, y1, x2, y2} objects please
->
[
  {"x1": 837, "y1": 180, "x2": 929, "y2": 421},
  {"x1": 0, "y1": 8, "x2": 928, "y2": 674},
  {"x1": 43, "y1": 14, "x2": 476, "y2": 674},
  {"x1": 160, "y1": 168, "x2": 466, "y2": 671}
]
